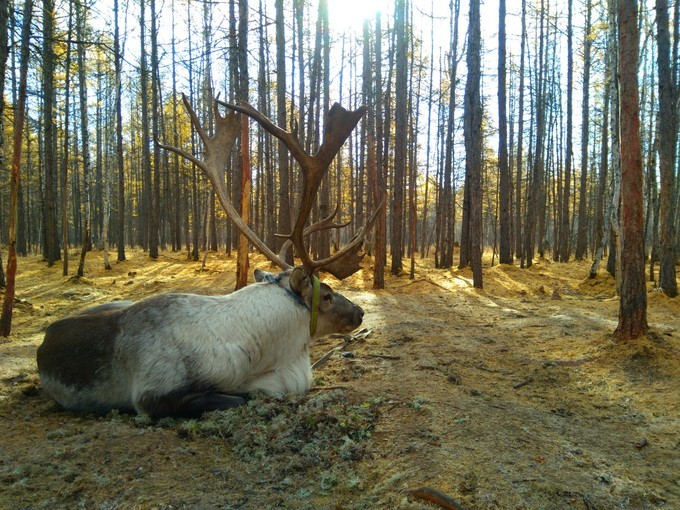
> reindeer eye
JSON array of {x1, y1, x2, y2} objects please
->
[{"x1": 323, "y1": 294, "x2": 333, "y2": 303}]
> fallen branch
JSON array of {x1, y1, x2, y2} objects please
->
[
  {"x1": 367, "y1": 353, "x2": 402, "y2": 360},
  {"x1": 408, "y1": 486, "x2": 468, "y2": 510},
  {"x1": 312, "y1": 339, "x2": 349, "y2": 369},
  {"x1": 513, "y1": 377, "x2": 534, "y2": 389},
  {"x1": 311, "y1": 328, "x2": 372, "y2": 369}
]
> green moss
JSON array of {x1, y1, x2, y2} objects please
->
[{"x1": 174, "y1": 390, "x2": 379, "y2": 488}]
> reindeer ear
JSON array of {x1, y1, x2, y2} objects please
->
[
  {"x1": 289, "y1": 267, "x2": 311, "y2": 297},
  {"x1": 253, "y1": 269, "x2": 269, "y2": 282}
]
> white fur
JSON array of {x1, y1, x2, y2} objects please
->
[{"x1": 121, "y1": 283, "x2": 314, "y2": 412}]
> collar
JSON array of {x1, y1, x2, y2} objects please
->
[{"x1": 263, "y1": 273, "x2": 320, "y2": 336}]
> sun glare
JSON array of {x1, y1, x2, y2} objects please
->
[{"x1": 327, "y1": 0, "x2": 390, "y2": 34}]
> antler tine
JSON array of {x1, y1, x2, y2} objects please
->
[
  {"x1": 309, "y1": 195, "x2": 386, "y2": 280},
  {"x1": 217, "y1": 98, "x2": 370, "y2": 278},
  {"x1": 277, "y1": 203, "x2": 350, "y2": 261},
  {"x1": 159, "y1": 97, "x2": 294, "y2": 272},
  {"x1": 181, "y1": 94, "x2": 209, "y2": 145},
  {"x1": 216, "y1": 99, "x2": 310, "y2": 167}
]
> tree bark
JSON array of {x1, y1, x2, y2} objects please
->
[
  {"x1": 655, "y1": 0, "x2": 678, "y2": 297},
  {"x1": 275, "y1": 0, "x2": 292, "y2": 262},
  {"x1": 76, "y1": 1, "x2": 92, "y2": 278},
  {"x1": 559, "y1": 0, "x2": 573, "y2": 262},
  {"x1": 0, "y1": 0, "x2": 8, "y2": 287},
  {"x1": 523, "y1": 0, "x2": 547, "y2": 268},
  {"x1": 464, "y1": 0, "x2": 483, "y2": 288},
  {"x1": 114, "y1": 0, "x2": 126, "y2": 262},
  {"x1": 498, "y1": 0, "x2": 511, "y2": 264},
  {"x1": 61, "y1": 6, "x2": 74, "y2": 275},
  {"x1": 42, "y1": 0, "x2": 60, "y2": 265},
  {"x1": 0, "y1": 0, "x2": 33, "y2": 337},
  {"x1": 514, "y1": 0, "x2": 527, "y2": 260},
  {"x1": 149, "y1": 0, "x2": 161, "y2": 259},
  {"x1": 139, "y1": 0, "x2": 151, "y2": 251},
  {"x1": 576, "y1": 0, "x2": 592, "y2": 260},
  {"x1": 391, "y1": 0, "x2": 407, "y2": 275},
  {"x1": 235, "y1": 0, "x2": 250, "y2": 290},
  {"x1": 615, "y1": 0, "x2": 648, "y2": 340},
  {"x1": 373, "y1": 12, "x2": 386, "y2": 289}
]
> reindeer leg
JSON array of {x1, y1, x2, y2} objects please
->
[{"x1": 137, "y1": 390, "x2": 248, "y2": 419}]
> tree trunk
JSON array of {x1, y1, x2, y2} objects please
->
[
  {"x1": 275, "y1": 0, "x2": 292, "y2": 262},
  {"x1": 523, "y1": 0, "x2": 547, "y2": 268},
  {"x1": 114, "y1": 0, "x2": 126, "y2": 262},
  {"x1": 0, "y1": 0, "x2": 8, "y2": 287},
  {"x1": 445, "y1": 0, "x2": 461, "y2": 269},
  {"x1": 576, "y1": 0, "x2": 592, "y2": 260},
  {"x1": 514, "y1": 0, "x2": 527, "y2": 260},
  {"x1": 464, "y1": 0, "x2": 483, "y2": 288},
  {"x1": 559, "y1": 0, "x2": 573, "y2": 262},
  {"x1": 61, "y1": 6, "x2": 74, "y2": 275},
  {"x1": 319, "y1": 0, "x2": 331, "y2": 260},
  {"x1": 170, "y1": 0, "x2": 180, "y2": 252},
  {"x1": 0, "y1": 0, "x2": 32, "y2": 337},
  {"x1": 139, "y1": 0, "x2": 151, "y2": 251},
  {"x1": 391, "y1": 0, "x2": 407, "y2": 275},
  {"x1": 236, "y1": 117, "x2": 251, "y2": 291},
  {"x1": 149, "y1": 0, "x2": 161, "y2": 259},
  {"x1": 655, "y1": 0, "x2": 678, "y2": 297},
  {"x1": 615, "y1": 0, "x2": 648, "y2": 340},
  {"x1": 235, "y1": 0, "x2": 250, "y2": 290},
  {"x1": 421, "y1": 9, "x2": 435, "y2": 259},
  {"x1": 76, "y1": 1, "x2": 92, "y2": 278},
  {"x1": 373, "y1": 12, "x2": 386, "y2": 289},
  {"x1": 42, "y1": 0, "x2": 60, "y2": 265},
  {"x1": 188, "y1": 0, "x2": 200, "y2": 261},
  {"x1": 498, "y1": 0, "x2": 511, "y2": 264}
]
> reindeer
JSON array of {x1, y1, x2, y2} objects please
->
[{"x1": 37, "y1": 98, "x2": 382, "y2": 419}]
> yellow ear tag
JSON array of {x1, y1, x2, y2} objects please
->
[{"x1": 309, "y1": 275, "x2": 320, "y2": 336}]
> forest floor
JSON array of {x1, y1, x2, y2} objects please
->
[{"x1": 0, "y1": 248, "x2": 678, "y2": 510}]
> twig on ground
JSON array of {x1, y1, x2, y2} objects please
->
[
  {"x1": 408, "y1": 486, "x2": 468, "y2": 510},
  {"x1": 312, "y1": 328, "x2": 372, "y2": 369},
  {"x1": 513, "y1": 377, "x2": 534, "y2": 389},
  {"x1": 367, "y1": 353, "x2": 402, "y2": 360}
]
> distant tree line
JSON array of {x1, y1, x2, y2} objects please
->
[{"x1": 0, "y1": 0, "x2": 677, "y2": 302}]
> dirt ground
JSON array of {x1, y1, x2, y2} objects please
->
[{"x1": 0, "y1": 248, "x2": 678, "y2": 510}]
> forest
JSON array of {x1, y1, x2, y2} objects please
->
[
  {"x1": 0, "y1": 0, "x2": 676, "y2": 295},
  {"x1": 0, "y1": 0, "x2": 679, "y2": 508}
]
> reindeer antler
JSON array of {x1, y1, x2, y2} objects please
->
[
  {"x1": 160, "y1": 96, "x2": 384, "y2": 279},
  {"x1": 158, "y1": 95, "x2": 293, "y2": 270}
]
